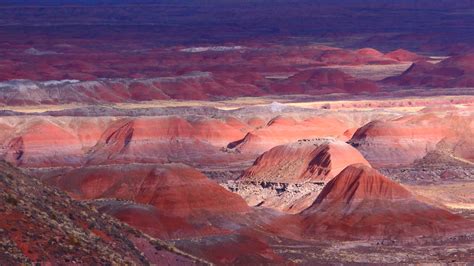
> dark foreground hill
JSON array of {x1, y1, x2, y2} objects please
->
[{"x1": 0, "y1": 161, "x2": 207, "y2": 265}]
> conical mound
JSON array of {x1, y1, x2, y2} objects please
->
[{"x1": 300, "y1": 164, "x2": 473, "y2": 240}]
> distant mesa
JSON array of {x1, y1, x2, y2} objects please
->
[
  {"x1": 317, "y1": 47, "x2": 396, "y2": 65},
  {"x1": 0, "y1": 44, "x2": 411, "y2": 105},
  {"x1": 384, "y1": 53, "x2": 474, "y2": 88},
  {"x1": 355, "y1": 48, "x2": 385, "y2": 58},
  {"x1": 271, "y1": 68, "x2": 379, "y2": 95},
  {"x1": 180, "y1": 46, "x2": 246, "y2": 53},
  {"x1": 384, "y1": 48, "x2": 425, "y2": 62}
]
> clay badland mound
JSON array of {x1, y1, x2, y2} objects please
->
[
  {"x1": 0, "y1": 161, "x2": 200, "y2": 264},
  {"x1": 49, "y1": 163, "x2": 249, "y2": 214},
  {"x1": 240, "y1": 139, "x2": 370, "y2": 183},
  {"x1": 47, "y1": 163, "x2": 250, "y2": 239},
  {"x1": 228, "y1": 115, "x2": 350, "y2": 154},
  {"x1": 384, "y1": 49, "x2": 425, "y2": 62},
  {"x1": 0, "y1": 115, "x2": 251, "y2": 168},
  {"x1": 349, "y1": 111, "x2": 472, "y2": 167},
  {"x1": 384, "y1": 54, "x2": 474, "y2": 87},
  {"x1": 48, "y1": 163, "x2": 284, "y2": 264},
  {"x1": 299, "y1": 164, "x2": 472, "y2": 240},
  {"x1": 271, "y1": 68, "x2": 379, "y2": 94}
]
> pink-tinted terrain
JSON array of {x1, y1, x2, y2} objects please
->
[{"x1": 0, "y1": 1, "x2": 473, "y2": 264}]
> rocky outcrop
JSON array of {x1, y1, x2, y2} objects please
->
[{"x1": 225, "y1": 180, "x2": 325, "y2": 214}]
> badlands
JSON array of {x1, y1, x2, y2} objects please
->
[
  {"x1": 1, "y1": 87, "x2": 473, "y2": 264},
  {"x1": 0, "y1": 0, "x2": 474, "y2": 264}
]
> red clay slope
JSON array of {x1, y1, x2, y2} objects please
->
[
  {"x1": 228, "y1": 115, "x2": 350, "y2": 154},
  {"x1": 298, "y1": 164, "x2": 473, "y2": 240},
  {"x1": 270, "y1": 68, "x2": 379, "y2": 95},
  {"x1": 46, "y1": 163, "x2": 250, "y2": 239},
  {"x1": 82, "y1": 116, "x2": 251, "y2": 167},
  {"x1": 48, "y1": 163, "x2": 284, "y2": 264},
  {"x1": 0, "y1": 115, "x2": 251, "y2": 168},
  {"x1": 0, "y1": 161, "x2": 200, "y2": 265},
  {"x1": 384, "y1": 48, "x2": 425, "y2": 62},
  {"x1": 348, "y1": 110, "x2": 473, "y2": 167},
  {"x1": 240, "y1": 139, "x2": 370, "y2": 183}
]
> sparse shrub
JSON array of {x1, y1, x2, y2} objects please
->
[
  {"x1": 69, "y1": 235, "x2": 80, "y2": 246},
  {"x1": 5, "y1": 195, "x2": 18, "y2": 206},
  {"x1": 321, "y1": 103, "x2": 331, "y2": 109},
  {"x1": 88, "y1": 222, "x2": 96, "y2": 230}
]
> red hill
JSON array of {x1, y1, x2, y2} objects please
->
[
  {"x1": 299, "y1": 164, "x2": 473, "y2": 240},
  {"x1": 240, "y1": 139, "x2": 370, "y2": 183},
  {"x1": 384, "y1": 49, "x2": 425, "y2": 62},
  {"x1": 271, "y1": 68, "x2": 379, "y2": 95},
  {"x1": 355, "y1": 48, "x2": 385, "y2": 58},
  {"x1": 384, "y1": 54, "x2": 474, "y2": 87},
  {"x1": 227, "y1": 115, "x2": 350, "y2": 154},
  {"x1": 0, "y1": 161, "x2": 200, "y2": 264},
  {"x1": 349, "y1": 111, "x2": 473, "y2": 167},
  {"x1": 46, "y1": 163, "x2": 250, "y2": 238}
]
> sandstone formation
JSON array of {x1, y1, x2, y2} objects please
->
[
  {"x1": 1, "y1": 1, "x2": 474, "y2": 264},
  {"x1": 84, "y1": 116, "x2": 249, "y2": 166},
  {"x1": 0, "y1": 118, "x2": 88, "y2": 167},
  {"x1": 355, "y1": 48, "x2": 385, "y2": 58}
]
